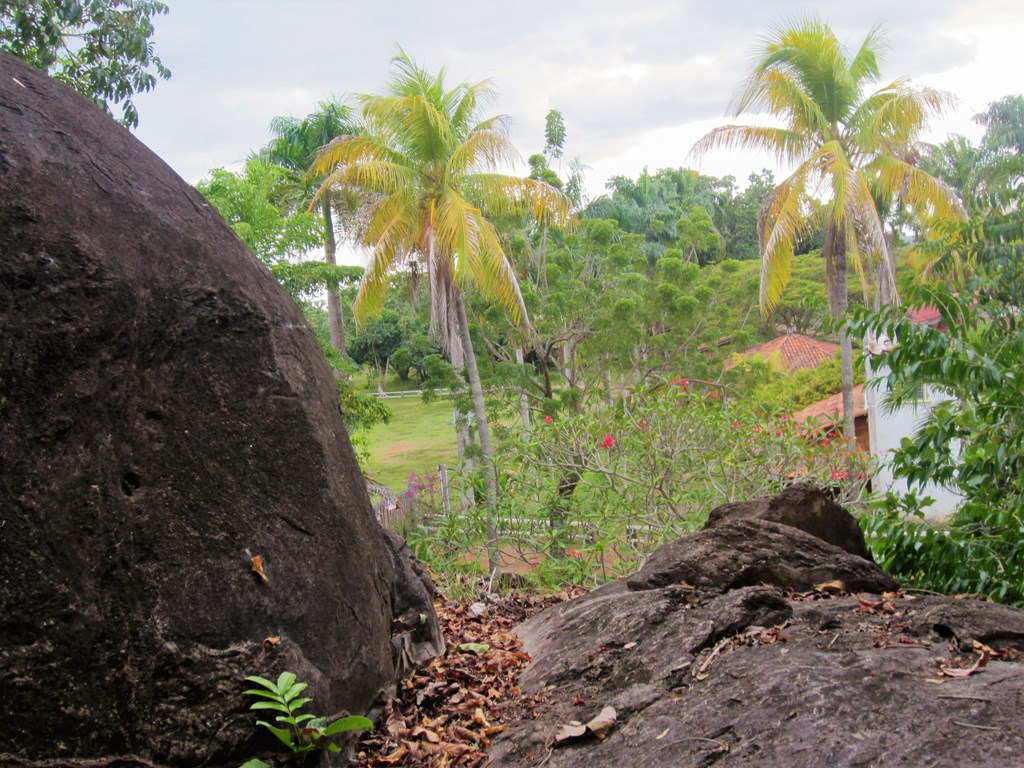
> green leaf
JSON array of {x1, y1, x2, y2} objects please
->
[
  {"x1": 276, "y1": 671, "x2": 297, "y2": 693},
  {"x1": 256, "y1": 720, "x2": 295, "y2": 750},
  {"x1": 249, "y1": 701, "x2": 291, "y2": 714},
  {"x1": 455, "y1": 642, "x2": 491, "y2": 655},
  {"x1": 282, "y1": 682, "x2": 308, "y2": 702},
  {"x1": 244, "y1": 675, "x2": 277, "y2": 691},
  {"x1": 239, "y1": 760, "x2": 272, "y2": 768},
  {"x1": 321, "y1": 715, "x2": 374, "y2": 736},
  {"x1": 242, "y1": 688, "x2": 283, "y2": 701}
]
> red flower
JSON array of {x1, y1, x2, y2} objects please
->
[
  {"x1": 775, "y1": 429, "x2": 783, "y2": 436},
  {"x1": 601, "y1": 434, "x2": 614, "y2": 449},
  {"x1": 709, "y1": 391, "x2": 719, "y2": 399},
  {"x1": 565, "y1": 548, "x2": 584, "y2": 560},
  {"x1": 820, "y1": 439, "x2": 831, "y2": 448},
  {"x1": 544, "y1": 414, "x2": 554, "y2": 424},
  {"x1": 731, "y1": 420, "x2": 741, "y2": 429},
  {"x1": 751, "y1": 425, "x2": 761, "y2": 433}
]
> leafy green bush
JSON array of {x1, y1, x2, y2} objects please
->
[
  {"x1": 864, "y1": 491, "x2": 1023, "y2": 605},
  {"x1": 852, "y1": 192, "x2": 1024, "y2": 606}
]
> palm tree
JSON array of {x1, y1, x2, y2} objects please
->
[
  {"x1": 693, "y1": 19, "x2": 962, "y2": 442},
  {"x1": 311, "y1": 53, "x2": 572, "y2": 571},
  {"x1": 921, "y1": 134, "x2": 982, "y2": 203},
  {"x1": 262, "y1": 99, "x2": 359, "y2": 357}
]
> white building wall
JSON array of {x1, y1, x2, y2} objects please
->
[{"x1": 864, "y1": 360, "x2": 962, "y2": 519}]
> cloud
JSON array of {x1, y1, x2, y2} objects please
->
[{"x1": 131, "y1": 0, "x2": 1024, "y2": 189}]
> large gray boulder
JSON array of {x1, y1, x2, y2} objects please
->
[
  {"x1": 0, "y1": 51, "x2": 395, "y2": 766},
  {"x1": 491, "y1": 489, "x2": 1024, "y2": 767}
]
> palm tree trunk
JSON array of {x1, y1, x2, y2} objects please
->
[
  {"x1": 449, "y1": 332, "x2": 476, "y2": 511},
  {"x1": 824, "y1": 225, "x2": 857, "y2": 448},
  {"x1": 454, "y1": 288, "x2": 501, "y2": 575},
  {"x1": 322, "y1": 201, "x2": 347, "y2": 357}
]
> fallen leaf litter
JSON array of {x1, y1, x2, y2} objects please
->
[{"x1": 352, "y1": 590, "x2": 581, "y2": 767}]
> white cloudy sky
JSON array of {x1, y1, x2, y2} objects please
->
[{"x1": 133, "y1": 0, "x2": 1024, "y2": 203}]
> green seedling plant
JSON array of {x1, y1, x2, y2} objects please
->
[{"x1": 241, "y1": 672, "x2": 372, "y2": 766}]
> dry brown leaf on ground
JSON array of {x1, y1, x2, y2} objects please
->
[
  {"x1": 813, "y1": 580, "x2": 847, "y2": 594},
  {"x1": 857, "y1": 597, "x2": 896, "y2": 614},
  {"x1": 939, "y1": 646, "x2": 991, "y2": 678},
  {"x1": 553, "y1": 705, "x2": 618, "y2": 746}
]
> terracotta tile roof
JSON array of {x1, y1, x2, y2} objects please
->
[
  {"x1": 729, "y1": 333, "x2": 839, "y2": 372},
  {"x1": 906, "y1": 304, "x2": 949, "y2": 331},
  {"x1": 792, "y1": 384, "x2": 867, "y2": 424},
  {"x1": 906, "y1": 305, "x2": 942, "y2": 324}
]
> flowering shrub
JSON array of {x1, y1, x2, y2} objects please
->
[
  {"x1": 412, "y1": 379, "x2": 874, "y2": 589},
  {"x1": 402, "y1": 470, "x2": 444, "y2": 520},
  {"x1": 507, "y1": 380, "x2": 870, "y2": 582}
]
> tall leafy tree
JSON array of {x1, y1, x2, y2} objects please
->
[
  {"x1": 693, "y1": 19, "x2": 962, "y2": 441},
  {"x1": 311, "y1": 53, "x2": 572, "y2": 571},
  {"x1": 921, "y1": 134, "x2": 983, "y2": 202},
  {"x1": 262, "y1": 99, "x2": 360, "y2": 356},
  {"x1": 0, "y1": 0, "x2": 169, "y2": 127},
  {"x1": 585, "y1": 167, "x2": 723, "y2": 266},
  {"x1": 974, "y1": 94, "x2": 1024, "y2": 191},
  {"x1": 197, "y1": 159, "x2": 323, "y2": 263},
  {"x1": 676, "y1": 205, "x2": 725, "y2": 265},
  {"x1": 716, "y1": 170, "x2": 775, "y2": 260},
  {"x1": 544, "y1": 108, "x2": 566, "y2": 170}
]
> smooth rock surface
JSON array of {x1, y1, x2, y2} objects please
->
[{"x1": 0, "y1": 51, "x2": 394, "y2": 766}]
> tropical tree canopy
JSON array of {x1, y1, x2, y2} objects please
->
[
  {"x1": 260, "y1": 99, "x2": 361, "y2": 356},
  {"x1": 309, "y1": 52, "x2": 573, "y2": 348},
  {"x1": 197, "y1": 159, "x2": 323, "y2": 263},
  {"x1": 0, "y1": 0, "x2": 169, "y2": 127},
  {"x1": 693, "y1": 18, "x2": 962, "y2": 316},
  {"x1": 309, "y1": 52, "x2": 573, "y2": 573}
]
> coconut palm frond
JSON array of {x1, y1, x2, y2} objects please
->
[
  {"x1": 448, "y1": 128, "x2": 520, "y2": 176},
  {"x1": 736, "y1": 69, "x2": 830, "y2": 138},
  {"x1": 690, "y1": 124, "x2": 811, "y2": 166},
  {"x1": 759, "y1": 168, "x2": 811, "y2": 315},
  {"x1": 467, "y1": 174, "x2": 574, "y2": 227}
]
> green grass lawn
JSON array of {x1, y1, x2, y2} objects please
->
[{"x1": 364, "y1": 394, "x2": 459, "y2": 491}]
